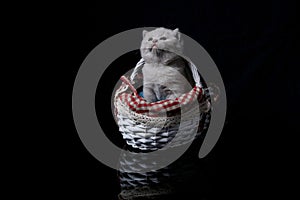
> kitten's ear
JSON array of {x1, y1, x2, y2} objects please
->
[
  {"x1": 173, "y1": 28, "x2": 181, "y2": 40},
  {"x1": 143, "y1": 30, "x2": 148, "y2": 38}
]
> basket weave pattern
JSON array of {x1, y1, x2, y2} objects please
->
[{"x1": 115, "y1": 59, "x2": 212, "y2": 199}]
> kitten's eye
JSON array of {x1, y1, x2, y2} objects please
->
[
  {"x1": 148, "y1": 37, "x2": 153, "y2": 41},
  {"x1": 160, "y1": 37, "x2": 167, "y2": 40}
]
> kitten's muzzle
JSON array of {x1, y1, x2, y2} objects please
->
[{"x1": 148, "y1": 44, "x2": 158, "y2": 52}]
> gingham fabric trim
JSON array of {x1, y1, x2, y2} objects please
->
[{"x1": 118, "y1": 76, "x2": 203, "y2": 114}]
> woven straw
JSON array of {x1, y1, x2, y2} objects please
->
[{"x1": 114, "y1": 58, "x2": 211, "y2": 151}]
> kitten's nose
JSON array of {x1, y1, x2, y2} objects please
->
[{"x1": 152, "y1": 39, "x2": 158, "y2": 43}]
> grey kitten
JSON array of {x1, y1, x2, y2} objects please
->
[{"x1": 140, "y1": 27, "x2": 194, "y2": 102}]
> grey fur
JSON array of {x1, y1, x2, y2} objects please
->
[{"x1": 140, "y1": 27, "x2": 194, "y2": 102}]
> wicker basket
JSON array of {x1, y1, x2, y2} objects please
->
[{"x1": 114, "y1": 58, "x2": 211, "y2": 151}]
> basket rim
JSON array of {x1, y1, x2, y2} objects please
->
[{"x1": 115, "y1": 76, "x2": 203, "y2": 115}]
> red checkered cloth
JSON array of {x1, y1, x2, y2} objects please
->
[{"x1": 118, "y1": 76, "x2": 204, "y2": 114}]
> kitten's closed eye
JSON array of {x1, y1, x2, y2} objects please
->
[
  {"x1": 148, "y1": 37, "x2": 153, "y2": 41},
  {"x1": 160, "y1": 37, "x2": 167, "y2": 40}
]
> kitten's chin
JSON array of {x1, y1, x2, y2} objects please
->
[
  {"x1": 142, "y1": 55, "x2": 160, "y2": 63},
  {"x1": 147, "y1": 47, "x2": 162, "y2": 54},
  {"x1": 141, "y1": 48, "x2": 180, "y2": 64}
]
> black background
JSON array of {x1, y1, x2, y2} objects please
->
[{"x1": 45, "y1": 0, "x2": 298, "y2": 199}]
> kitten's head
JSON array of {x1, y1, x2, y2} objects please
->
[{"x1": 140, "y1": 27, "x2": 183, "y2": 64}]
